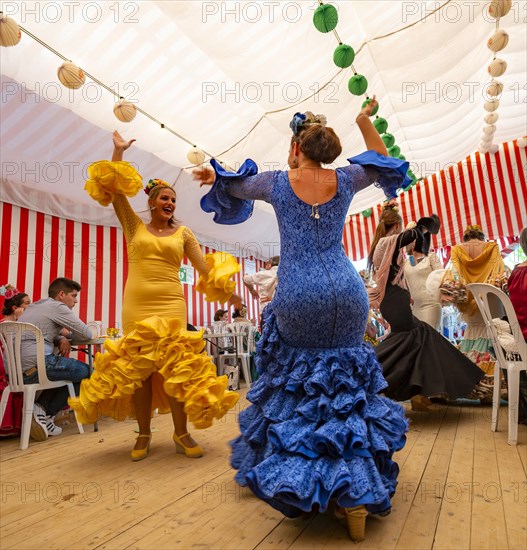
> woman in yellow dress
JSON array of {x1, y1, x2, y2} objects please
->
[
  {"x1": 69, "y1": 131, "x2": 240, "y2": 460},
  {"x1": 451, "y1": 225, "x2": 507, "y2": 402}
]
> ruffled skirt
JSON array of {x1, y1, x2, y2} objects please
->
[
  {"x1": 230, "y1": 306, "x2": 408, "y2": 518},
  {"x1": 69, "y1": 316, "x2": 239, "y2": 427}
]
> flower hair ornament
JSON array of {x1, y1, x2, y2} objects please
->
[
  {"x1": 144, "y1": 178, "x2": 171, "y2": 195},
  {"x1": 0, "y1": 284, "x2": 20, "y2": 300},
  {"x1": 289, "y1": 111, "x2": 328, "y2": 135},
  {"x1": 464, "y1": 224, "x2": 483, "y2": 234},
  {"x1": 382, "y1": 198, "x2": 399, "y2": 212}
]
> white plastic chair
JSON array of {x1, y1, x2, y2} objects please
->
[
  {"x1": 218, "y1": 323, "x2": 253, "y2": 387},
  {"x1": 467, "y1": 284, "x2": 527, "y2": 445},
  {"x1": 0, "y1": 322, "x2": 84, "y2": 450}
]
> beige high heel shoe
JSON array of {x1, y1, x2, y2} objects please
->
[
  {"x1": 343, "y1": 505, "x2": 368, "y2": 542},
  {"x1": 411, "y1": 395, "x2": 442, "y2": 412}
]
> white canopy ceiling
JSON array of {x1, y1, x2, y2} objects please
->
[{"x1": 1, "y1": 1, "x2": 526, "y2": 257}]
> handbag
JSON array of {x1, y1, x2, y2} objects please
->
[{"x1": 439, "y1": 269, "x2": 468, "y2": 303}]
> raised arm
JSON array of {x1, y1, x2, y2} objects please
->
[{"x1": 355, "y1": 97, "x2": 388, "y2": 156}]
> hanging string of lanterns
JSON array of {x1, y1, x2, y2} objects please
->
[
  {"x1": 479, "y1": 0, "x2": 513, "y2": 154},
  {"x1": 312, "y1": 2, "x2": 418, "y2": 218},
  {"x1": 0, "y1": 12, "x2": 207, "y2": 168}
]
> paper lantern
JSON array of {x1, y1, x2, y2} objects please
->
[
  {"x1": 480, "y1": 133, "x2": 493, "y2": 144},
  {"x1": 388, "y1": 145, "x2": 401, "y2": 157},
  {"x1": 489, "y1": 144, "x2": 499, "y2": 154},
  {"x1": 187, "y1": 146, "x2": 206, "y2": 165},
  {"x1": 333, "y1": 44, "x2": 354, "y2": 68},
  {"x1": 484, "y1": 113, "x2": 499, "y2": 125},
  {"x1": 0, "y1": 14, "x2": 21, "y2": 47},
  {"x1": 373, "y1": 117, "x2": 388, "y2": 134},
  {"x1": 488, "y1": 0, "x2": 512, "y2": 18},
  {"x1": 479, "y1": 143, "x2": 490, "y2": 154},
  {"x1": 113, "y1": 100, "x2": 137, "y2": 122},
  {"x1": 517, "y1": 137, "x2": 527, "y2": 148},
  {"x1": 486, "y1": 80, "x2": 503, "y2": 97},
  {"x1": 484, "y1": 99, "x2": 500, "y2": 112},
  {"x1": 57, "y1": 62, "x2": 85, "y2": 89},
  {"x1": 487, "y1": 29, "x2": 509, "y2": 52},
  {"x1": 398, "y1": 154, "x2": 406, "y2": 160},
  {"x1": 483, "y1": 124, "x2": 496, "y2": 135},
  {"x1": 488, "y1": 58, "x2": 507, "y2": 77},
  {"x1": 361, "y1": 98, "x2": 378, "y2": 116},
  {"x1": 313, "y1": 4, "x2": 338, "y2": 33},
  {"x1": 348, "y1": 75, "x2": 368, "y2": 96},
  {"x1": 361, "y1": 208, "x2": 373, "y2": 218},
  {"x1": 382, "y1": 133, "x2": 395, "y2": 148}
]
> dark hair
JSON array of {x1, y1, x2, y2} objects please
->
[
  {"x1": 463, "y1": 229, "x2": 485, "y2": 242},
  {"x1": 1, "y1": 292, "x2": 29, "y2": 316},
  {"x1": 48, "y1": 278, "x2": 81, "y2": 298},
  {"x1": 214, "y1": 309, "x2": 227, "y2": 321},
  {"x1": 232, "y1": 305, "x2": 247, "y2": 319},
  {"x1": 367, "y1": 208, "x2": 403, "y2": 269},
  {"x1": 148, "y1": 185, "x2": 179, "y2": 227},
  {"x1": 519, "y1": 227, "x2": 527, "y2": 256},
  {"x1": 269, "y1": 256, "x2": 280, "y2": 267},
  {"x1": 292, "y1": 125, "x2": 342, "y2": 164}
]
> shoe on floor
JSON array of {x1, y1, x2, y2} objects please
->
[
  {"x1": 411, "y1": 395, "x2": 442, "y2": 412},
  {"x1": 30, "y1": 404, "x2": 49, "y2": 441},
  {"x1": 45, "y1": 416, "x2": 63, "y2": 436}
]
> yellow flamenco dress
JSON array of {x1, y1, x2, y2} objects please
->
[{"x1": 69, "y1": 161, "x2": 239, "y2": 427}]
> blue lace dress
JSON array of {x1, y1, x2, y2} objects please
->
[{"x1": 201, "y1": 152, "x2": 409, "y2": 518}]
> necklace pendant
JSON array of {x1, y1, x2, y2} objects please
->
[{"x1": 311, "y1": 203, "x2": 320, "y2": 220}]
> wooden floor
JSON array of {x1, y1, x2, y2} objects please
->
[{"x1": 1, "y1": 392, "x2": 526, "y2": 550}]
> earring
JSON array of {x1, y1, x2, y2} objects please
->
[{"x1": 149, "y1": 206, "x2": 155, "y2": 211}]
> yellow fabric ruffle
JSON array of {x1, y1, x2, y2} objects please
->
[
  {"x1": 196, "y1": 252, "x2": 240, "y2": 303},
  {"x1": 68, "y1": 316, "x2": 239, "y2": 427},
  {"x1": 85, "y1": 160, "x2": 143, "y2": 206}
]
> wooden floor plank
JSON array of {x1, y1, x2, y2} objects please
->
[{"x1": 1, "y1": 398, "x2": 525, "y2": 550}]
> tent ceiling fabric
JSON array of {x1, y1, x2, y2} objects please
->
[{"x1": 1, "y1": 0, "x2": 526, "y2": 256}]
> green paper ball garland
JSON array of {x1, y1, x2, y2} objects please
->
[
  {"x1": 313, "y1": 4, "x2": 338, "y2": 33},
  {"x1": 382, "y1": 133, "x2": 395, "y2": 148},
  {"x1": 361, "y1": 208, "x2": 373, "y2": 218},
  {"x1": 373, "y1": 117, "x2": 388, "y2": 134},
  {"x1": 361, "y1": 98, "x2": 378, "y2": 116},
  {"x1": 388, "y1": 145, "x2": 401, "y2": 157},
  {"x1": 333, "y1": 44, "x2": 355, "y2": 68},
  {"x1": 348, "y1": 74, "x2": 368, "y2": 96}
]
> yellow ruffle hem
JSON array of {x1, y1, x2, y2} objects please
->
[
  {"x1": 196, "y1": 252, "x2": 240, "y2": 303},
  {"x1": 68, "y1": 317, "x2": 239, "y2": 427},
  {"x1": 85, "y1": 160, "x2": 143, "y2": 206}
]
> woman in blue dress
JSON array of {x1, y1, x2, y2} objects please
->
[{"x1": 194, "y1": 100, "x2": 408, "y2": 541}]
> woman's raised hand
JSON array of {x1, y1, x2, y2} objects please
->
[
  {"x1": 192, "y1": 167, "x2": 215, "y2": 187},
  {"x1": 359, "y1": 95, "x2": 378, "y2": 118},
  {"x1": 113, "y1": 130, "x2": 136, "y2": 152}
]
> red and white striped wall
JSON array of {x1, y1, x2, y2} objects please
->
[
  {"x1": 344, "y1": 140, "x2": 527, "y2": 261},
  {"x1": 0, "y1": 202, "x2": 262, "y2": 330}
]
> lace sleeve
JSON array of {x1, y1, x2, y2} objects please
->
[
  {"x1": 337, "y1": 150, "x2": 411, "y2": 198},
  {"x1": 200, "y1": 159, "x2": 276, "y2": 225},
  {"x1": 112, "y1": 195, "x2": 142, "y2": 241},
  {"x1": 183, "y1": 227, "x2": 240, "y2": 302}
]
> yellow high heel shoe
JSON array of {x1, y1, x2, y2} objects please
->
[
  {"x1": 130, "y1": 434, "x2": 152, "y2": 462},
  {"x1": 344, "y1": 505, "x2": 368, "y2": 542},
  {"x1": 173, "y1": 432, "x2": 203, "y2": 458}
]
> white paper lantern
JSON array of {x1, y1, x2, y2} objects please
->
[
  {"x1": 479, "y1": 144, "x2": 490, "y2": 154},
  {"x1": 113, "y1": 100, "x2": 137, "y2": 123},
  {"x1": 486, "y1": 80, "x2": 503, "y2": 97},
  {"x1": 487, "y1": 29, "x2": 509, "y2": 52},
  {"x1": 57, "y1": 62, "x2": 85, "y2": 89},
  {"x1": 488, "y1": 0, "x2": 512, "y2": 19},
  {"x1": 488, "y1": 58, "x2": 507, "y2": 77},
  {"x1": 484, "y1": 99, "x2": 500, "y2": 112},
  {"x1": 483, "y1": 124, "x2": 496, "y2": 135},
  {"x1": 481, "y1": 133, "x2": 493, "y2": 143},
  {"x1": 0, "y1": 14, "x2": 21, "y2": 47},
  {"x1": 187, "y1": 146, "x2": 206, "y2": 165},
  {"x1": 488, "y1": 143, "x2": 499, "y2": 154},
  {"x1": 484, "y1": 113, "x2": 499, "y2": 124},
  {"x1": 517, "y1": 137, "x2": 527, "y2": 148}
]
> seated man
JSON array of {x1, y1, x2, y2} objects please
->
[{"x1": 20, "y1": 277, "x2": 94, "y2": 440}]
